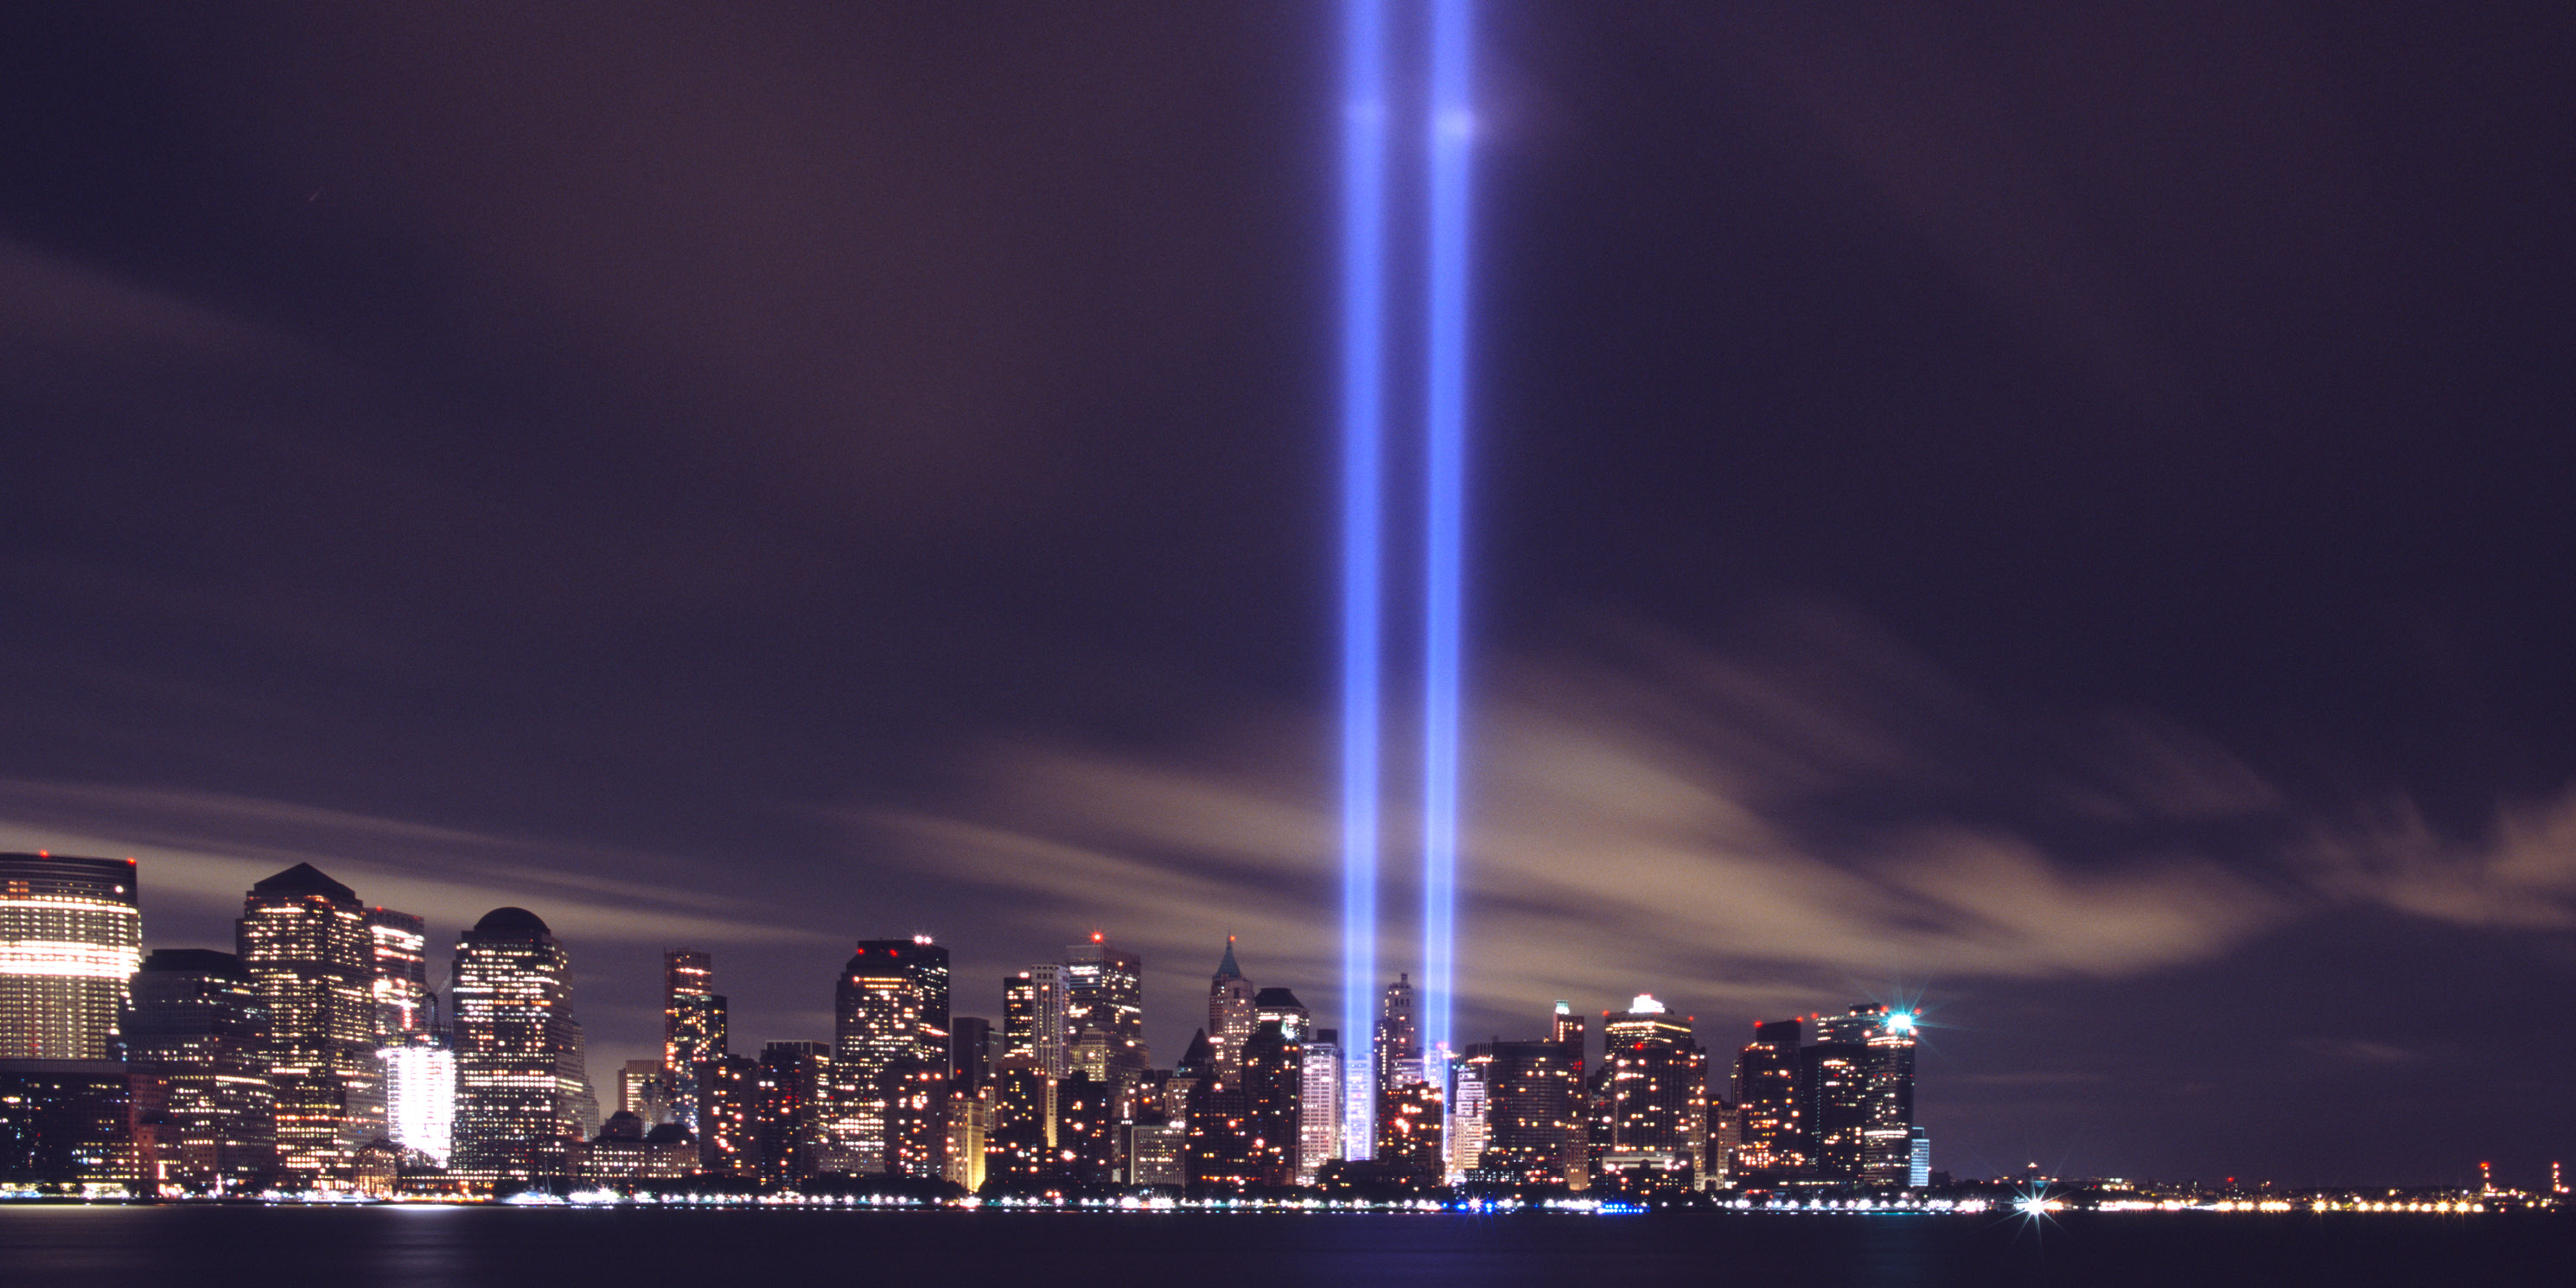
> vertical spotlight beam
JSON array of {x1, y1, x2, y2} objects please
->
[
  {"x1": 1337, "y1": 0, "x2": 1388, "y2": 1164},
  {"x1": 1420, "y1": 0, "x2": 1474, "y2": 1091}
]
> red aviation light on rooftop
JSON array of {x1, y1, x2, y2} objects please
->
[{"x1": 1092, "y1": 932, "x2": 1104, "y2": 943}]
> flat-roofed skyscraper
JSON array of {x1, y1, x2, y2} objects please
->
[
  {"x1": 832, "y1": 937, "x2": 950, "y2": 1176},
  {"x1": 1858, "y1": 1005, "x2": 1919, "y2": 1187},
  {"x1": 1, "y1": 852, "x2": 142, "y2": 1061},
  {"x1": 755, "y1": 1040, "x2": 832, "y2": 1186},
  {"x1": 365, "y1": 908, "x2": 430, "y2": 1042},
  {"x1": 119, "y1": 947, "x2": 274, "y2": 1190},
  {"x1": 1799, "y1": 1033, "x2": 1870, "y2": 1180},
  {"x1": 663, "y1": 948, "x2": 724, "y2": 1131},
  {"x1": 451, "y1": 906, "x2": 583, "y2": 1186},
  {"x1": 1003, "y1": 966, "x2": 1068, "y2": 1078},
  {"x1": 238, "y1": 863, "x2": 379, "y2": 1183},
  {"x1": 1064, "y1": 934, "x2": 1144, "y2": 1083},
  {"x1": 1593, "y1": 994, "x2": 1706, "y2": 1195},
  {"x1": 1732, "y1": 1018, "x2": 1804, "y2": 1179},
  {"x1": 1241, "y1": 1017, "x2": 1302, "y2": 1186},
  {"x1": 1468, "y1": 1026, "x2": 1585, "y2": 1189},
  {"x1": 1296, "y1": 1027, "x2": 1342, "y2": 1185}
]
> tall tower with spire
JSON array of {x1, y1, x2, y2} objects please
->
[{"x1": 1207, "y1": 937, "x2": 1256, "y2": 1078}]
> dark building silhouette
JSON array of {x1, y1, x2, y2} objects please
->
[
  {"x1": 1374, "y1": 1078, "x2": 1443, "y2": 1186},
  {"x1": 984, "y1": 1059, "x2": 1055, "y2": 1185},
  {"x1": 0, "y1": 1059, "x2": 132, "y2": 1186},
  {"x1": 118, "y1": 948, "x2": 274, "y2": 1191},
  {"x1": 756, "y1": 1040, "x2": 832, "y2": 1186},
  {"x1": 951, "y1": 1016, "x2": 993, "y2": 1087},
  {"x1": 1055, "y1": 1069, "x2": 1116, "y2": 1184},
  {"x1": 238, "y1": 864, "x2": 379, "y2": 1184},
  {"x1": 1799, "y1": 1036, "x2": 1870, "y2": 1180},
  {"x1": 1240, "y1": 1017, "x2": 1302, "y2": 1186},
  {"x1": 698, "y1": 1050, "x2": 759, "y2": 1178},
  {"x1": 1467, "y1": 1028, "x2": 1585, "y2": 1189},
  {"x1": 1183, "y1": 1075, "x2": 1255, "y2": 1193}
]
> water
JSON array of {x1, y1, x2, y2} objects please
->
[{"x1": 3, "y1": 1206, "x2": 2568, "y2": 1288}]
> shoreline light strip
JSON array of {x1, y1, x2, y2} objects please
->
[
  {"x1": 1419, "y1": 0, "x2": 1473, "y2": 1086},
  {"x1": 1338, "y1": 0, "x2": 1388, "y2": 1162}
]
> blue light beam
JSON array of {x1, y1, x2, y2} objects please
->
[
  {"x1": 1337, "y1": 0, "x2": 1388, "y2": 1164},
  {"x1": 1420, "y1": 0, "x2": 1473, "y2": 1089}
]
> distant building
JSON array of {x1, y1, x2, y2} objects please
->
[
  {"x1": 1858, "y1": 1006, "x2": 1919, "y2": 1187},
  {"x1": 951, "y1": 1015, "x2": 994, "y2": 1087},
  {"x1": 1296, "y1": 1028, "x2": 1343, "y2": 1185},
  {"x1": 119, "y1": 947, "x2": 275, "y2": 1191},
  {"x1": 378, "y1": 1039, "x2": 455, "y2": 1167},
  {"x1": 1125, "y1": 1117, "x2": 1187, "y2": 1188},
  {"x1": 1183, "y1": 1077, "x2": 1255, "y2": 1193},
  {"x1": 238, "y1": 863, "x2": 380, "y2": 1184},
  {"x1": 1592, "y1": 995, "x2": 1706, "y2": 1196},
  {"x1": 662, "y1": 949, "x2": 724, "y2": 1132},
  {"x1": 1064, "y1": 934, "x2": 1145, "y2": 1087},
  {"x1": 0, "y1": 852, "x2": 142, "y2": 1062},
  {"x1": 450, "y1": 906, "x2": 583, "y2": 1187},
  {"x1": 617, "y1": 1057, "x2": 668, "y2": 1125},
  {"x1": 1374, "y1": 1078, "x2": 1443, "y2": 1186},
  {"x1": 1469, "y1": 1016, "x2": 1587, "y2": 1190},
  {"x1": 755, "y1": 1040, "x2": 832, "y2": 1186},
  {"x1": 832, "y1": 937, "x2": 950, "y2": 1177},
  {"x1": 1799, "y1": 1035, "x2": 1870, "y2": 1180},
  {"x1": 944, "y1": 1081, "x2": 991, "y2": 1192},
  {"x1": 1206, "y1": 938, "x2": 1256, "y2": 1077},
  {"x1": 1906, "y1": 1126, "x2": 1930, "y2": 1188},
  {"x1": 698, "y1": 1051, "x2": 759, "y2": 1178},
  {"x1": 1055, "y1": 1069, "x2": 1116, "y2": 1184},
  {"x1": 365, "y1": 908, "x2": 432, "y2": 1043},
  {"x1": 1003, "y1": 966, "x2": 1068, "y2": 1079},
  {"x1": 984, "y1": 1058, "x2": 1055, "y2": 1185},
  {"x1": 1241, "y1": 1017, "x2": 1301, "y2": 1186},
  {"x1": 568, "y1": 1110, "x2": 696, "y2": 1186},
  {"x1": 1732, "y1": 1018, "x2": 1804, "y2": 1179},
  {"x1": 1373, "y1": 974, "x2": 1419, "y2": 1097}
]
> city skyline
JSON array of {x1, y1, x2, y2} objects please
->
[{"x1": 4, "y1": 2, "x2": 2573, "y2": 1195}]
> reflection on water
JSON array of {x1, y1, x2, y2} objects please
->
[{"x1": 0, "y1": 1207, "x2": 2565, "y2": 1288}]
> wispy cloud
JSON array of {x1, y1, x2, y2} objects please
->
[{"x1": 2302, "y1": 791, "x2": 2576, "y2": 929}]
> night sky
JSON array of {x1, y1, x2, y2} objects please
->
[{"x1": 5, "y1": 3, "x2": 2573, "y2": 1189}]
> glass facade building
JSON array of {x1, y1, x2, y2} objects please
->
[{"x1": 1, "y1": 852, "x2": 142, "y2": 1062}]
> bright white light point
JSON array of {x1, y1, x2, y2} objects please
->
[
  {"x1": 1888, "y1": 1011, "x2": 1916, "y2": 1033},
  {"x1": 1629, "y1": 993, "x2": 1665, "y2": 1013}
]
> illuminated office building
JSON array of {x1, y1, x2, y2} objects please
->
[
  {"x1": 1296, "y1": 1028, "x2": 1342, "y2": 1185},
  {"x1": 1240, "y1": 1017, "x2": 1301, "y2": 1186},
  {"x1": 1732, "y1": 1018, "x2": 1804, "y2": 1178},
  {"x1": 662, "y1": 948, "x2": 724, "y2": 1132},
  {"x1": 1206, "y1": 937, "x2": 1255, "y2": 1076},
  {"x1": 119, "y1": 948, "x2": 274, "y2": 1190},
  {"x1": 1445, "y1": 1055, "x2": 1486, "y2": 1181},
  {"x1": 366, "y1": 908, "x2": 431, "y2": 1042},
  {"x1": 1064, "y1": 934, "x2": 1145, "y2": 1085},
  {"x1": 1374, "y1": 1077, "x2": 1443, "y2": 1187},
  {"x1": 1002, "y1": 966, "x2": 1068, "y2": 1078},
  {"x1": 1126, "y1": 1117, "x2": 1187, "y2": 1188},
  {"x1": 1799, "y1": 1034, "x2": 1870, "y2": 1180},
  {"x1": 450, "y1": 907, "x2": 583, "y2": 1186},
  {"x1": 238, "y1": 863, "x2": 379, "y2": 1183},
  {"x1": 1592, "y1": 995, "x2": 1706, "y2": 1196},
  {"x1": 1373, "y1": 973, "x2": 1418, "y2": 1095},
  {"x1": 1055, "y1": 1069, "x2": 1115, "y2": 1184},
  {"x1": 618, "y1": 1057, "x2": 668, "y2": 1124},
  {"x1": 378, "y1": 1039, "x2": 455, "y2": 1166},
  {"x1": 945, "y1": 1080, "x2": 991, "y2": 1192},
  {"x1": 984, "y1": 1057, "x2": 1055, "y2": 1184},
  {"x1": 1859, "y1": 1005, "x2": 1919, "y2": 1187},
  {"x1": 755, "y1": 1040, "x2": 832, "y2": 1186},
  {"x1": 568, "y1": 1110, "x2": 696, "y2": 1186},
  {"x1": 831, "y1": 937, "x2": 949, "y2": 1176},
  {"x1": 1466, "y1": 1035, "x2": 1583, "y2": 1189},
  {"x1": 698, "y1": 1051, "x2": 758, "y2": 1178},
  {"x1": 2, "y1": 852, "x2": 142, "y2": 1061}
]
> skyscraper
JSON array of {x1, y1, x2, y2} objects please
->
[
  {"x1": 119, "y1": 948, "x2": 273, "y2": 1191},
  {"x1": 1206, "y1": 937, "x2": 1256, "y2": 1077},
  {"x1": 1733, "y1": 1018, "x2": 1805, "y2": 1179},
  {"x1": 1859, "y1": 1006, "x2": 1919, "y2": 1188},
  {"x1": 1374, "y1": 1077, "x2": 1443, "y2": 1187},
  {"x1": 1446, "y1": 1055, "x2": 1487, "y2": 1182},
  {"x1": 238, "y1": 863, "x2": 379, "y2": 1183},
  {"x1": 1592, "y1": 994, "x2": 1707, "y2": 1196},
  {"x1": 1, "y1": 852, "x2": 142, "y2": 1061},
  {"x1": 1374, "y1": 972, "x2": 1419, "y2": 1093},
  {"x1": 1799, "y1": 1032, "x2": 1870, "y2": 1181},
  {"x1": 450, "y1": 906, "x2": 583, "y2": 1187},
  {"x1": 1240, "y1": 1017, "x2": 1302, "y2": 1187},
  {"x1": 697, "y1": 1051, "x2": 759, "y2": 1178},
  {"x1": 951, "y1": 1015, "x2": 994, "y2": 1087},
  {"x1": 365, "y1": 908, "x2": 431, "y2": 1043},
  {"x1": 662, "y1": 948, "x2": 724, "y2": 1132},
  {"x1": 754, "y1": 1040, "x2": 832, "y2": 1187},
  {"x1": 831, "y1": 937, "x2": 950, "y2": 1177},
  {"x1": 1297, "y1": 1027, "x2": 1342, "y2": 1185},
  {"x1": 1063, "y1": 934, "x2": 1144, "y2": 1084},
  {"x1": 1466, "y1": 1033, "x2": 1585, "y2": 1189},
  {"x1": 1002, "y1": 966, "x2": 1068, "y2": 1078}
]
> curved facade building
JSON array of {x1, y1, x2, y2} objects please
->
[
  {"x1": 450, "y1": 906, "x2": 583, "y2": 1187},
  {"x1": 1, "y1": 852, "x2": 142, "y2": 1061}
]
